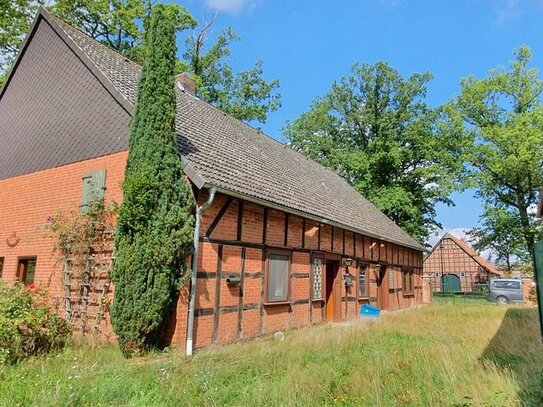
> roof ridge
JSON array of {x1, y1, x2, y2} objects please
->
[{"x1": 24, "y1": 8, "x2": 424, "y2": 251}]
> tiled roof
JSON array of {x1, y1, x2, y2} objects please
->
[
  {"x1": 433, "y1": 233, "x2": 501, "y2": 275},
  {"x1": 15, "y1": 10, "x2": 425, "y2": 251}
]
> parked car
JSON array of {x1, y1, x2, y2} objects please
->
[{"x1": 487, "y1": 279, "x2": 524, "y2": 305}]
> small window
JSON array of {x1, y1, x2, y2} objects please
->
[
  {"x1": 388, "y1": 267, "x2": 394, "y2": 290},
  {"x1": 0, "y1": 257, "x2": 4, "y2": 278},
  {"x1": 359, "y1": 264, "x2": 368, "y2": 297},
  {"x1": 267, "y1": 253, "x2": 290, "y2": 302},
  {"x1": 312, "y1": 257, "x2": 323, "y2": 299},
  {"x1": 402, "y1": 269, "x2": 414, "y2": 294},
  {"x1": 435, "y1": 272, "x2": 439, "y2": 277},
  {"x1": 460, "y1": 272, "x2": 466, "y2": 277},
  {"x1": 17, "y1": 258, "x2": 36, "y2": 286}
]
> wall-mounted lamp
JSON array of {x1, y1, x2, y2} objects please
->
[
  {"x1": 342, "y1": 258, "x2": 353, "y2": 267},
  {"x1": 342, "y1": 258, "x2": 354, "y2": 287},
  {"x1": 344, "y1": 272, "x2": 353, "y2": 287}
]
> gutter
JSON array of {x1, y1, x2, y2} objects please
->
[{"x1": 186, "y1": 186, "x2": 217, "y2": 356}]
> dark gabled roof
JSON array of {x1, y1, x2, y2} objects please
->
[
  {"x1": 425, "y1": 233, "x2": 501, "y2": 275},
  {"x1": 1, "y1": 8, "x2": 424, "y2": 251}
]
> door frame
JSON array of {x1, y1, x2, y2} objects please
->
[
  {"x1": 324, "y1": 257, "x2": 341, "y2": 321},
  {"x1": 377, "y1": 264, "x2": 389, "y2": 311}
]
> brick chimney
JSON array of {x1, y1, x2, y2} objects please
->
[{"x1": 175, "y1": 72, "x2": 196, "y2": 95}]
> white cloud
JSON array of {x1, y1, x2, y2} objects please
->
[
  {"x1": 488, "y1": 0, "x2": 543, "y2": 26},
  {"x1": 204, "y1": 0, "x2": 261, "y2": 13}
]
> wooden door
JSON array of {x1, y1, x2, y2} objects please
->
[
  {"x1": 377, "y1": 266, "x2": 389, "y2": 311},
  {"x1": 325, "y1": 260, "x2": 340, "y2": 321}
]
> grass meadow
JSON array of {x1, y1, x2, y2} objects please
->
[{"x1": 1, "y1": 300, "x2": 541, "y2": 406}]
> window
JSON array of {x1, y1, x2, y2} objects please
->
[
  {"x1": 402, "y1": 269, "x2": 414, "y2": 294},
  {"x1": 267, "y1": 253, "x2": 290, "y2": 302},
  {"x1": 388, "y1": 267, "x2": 394, "y2": 290},
  {"x1": 460, "y1": 272, "x2": 466, "y2": 277},
  {"x1": 493, "y1": 280, "x2": 521, "y2": 290},
  {"x1": 17, "y1": 258, "x2": 36, "y2": 286},
  {"x1": 0, "y1": 257, "x2": 4, "y2": 278},
  {"x1": 81, "y1": 169, "x2": 106, "y2": 211},
  {"x1": 358, "y1": 264, "x2": 368, "y2": 297},
  {"x1": 312, "y1": 257, "x2": 323, "y2": 299}
]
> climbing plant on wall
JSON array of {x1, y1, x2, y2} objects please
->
[{"x1": 46, "y1": 198, "x2": 118, "y2": 337}]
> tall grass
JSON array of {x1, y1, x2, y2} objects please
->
[{"x1": 0, "y1": 302, "x2": 541, "y2": 406}]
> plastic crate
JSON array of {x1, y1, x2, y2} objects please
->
[{"x1": 360, "y1": 303, "x2": 380, "y2": 317}]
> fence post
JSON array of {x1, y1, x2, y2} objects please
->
[
  {"x1": 422, "y1": 274, "x2": 432, "y2": 305},
  {"x1": 531, "y1": 241, "x2": 543, "y2": 342}
]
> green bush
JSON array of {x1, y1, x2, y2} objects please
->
[{"x1": 0, "y1": 281, "x2": 71, "y2": 364}]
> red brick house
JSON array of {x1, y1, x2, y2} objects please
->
[
  {"x1": 423, "y1": 233, "x2": 500, "y2": 292},
  {"x1": 0, "y1": 9, "x2": 425, "y2": 351}
]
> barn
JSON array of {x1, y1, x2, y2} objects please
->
[
  {"x1": 423, "y1": 233, "x2": 501, "y2": 293},
  {"x1": 0, "y1": 8, "x2": 425, "y2": 351}
]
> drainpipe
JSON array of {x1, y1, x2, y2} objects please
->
[{"x1": 186, "y1": 186, "x2": 217, "y2": 356}]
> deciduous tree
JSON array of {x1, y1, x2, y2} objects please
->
[
  {"x1": 454, "y1": 47, "x2": 543, "y2": 262},
  {"x1": 284, "y1": 62, "x2": 467, "y2": 242}
]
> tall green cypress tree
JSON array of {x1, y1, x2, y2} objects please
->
[{"x1": 111, "y1": 4, "x2": 195, "y2": 357}]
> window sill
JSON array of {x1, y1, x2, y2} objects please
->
[
  {"x1": 403, "y1": 292, "x2": 415, "y2": 297},
  {"x1": 263, "y1": 301, "x2": 290, "y2": 306},
  {"x1": 312, "y1": 298, "x2": 325, "y2": 302},
  {"x1": 358, "y1": 296, "x2": 369, "y2": 301}
]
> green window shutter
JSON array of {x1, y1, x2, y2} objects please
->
[{"x1": 80, "y1": 169, "x2": 107, "y2": 210}]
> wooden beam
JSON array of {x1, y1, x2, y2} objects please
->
[
  {"x1": 262, "y1": 207, "x2": 268, "y2": 244},
  {"x1": 284, "y1": 213, "x2": 289, "y2": 247},
  {"x1": 259, "y1": 250, "x2": 265, "y2": 335},
  {"x1": 236, "y1": 200, "x2": 244, "y2": 241},
  {"x1": 212, "y1": 245, "x2": 223, "y2": 344},
  {"x1": 237, "y1": 247, "x2": 246, "y2": 340},
  {"x1": 301, "y1": 218, "x2": 306, "y2": 249},
  {"x1": 317, "y1": 223, "x2": 321, "y2": 251},
  {"x1": 205, "y1": 197, "x2": 233, "y2": 238}
]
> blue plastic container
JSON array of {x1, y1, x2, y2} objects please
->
[{"x1": 360, "y1": 304, "x2": 381, "y2": 317}]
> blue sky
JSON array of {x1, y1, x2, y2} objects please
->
[{"x1": 181, "y1": 0, "x2": 543, "y2": 247}]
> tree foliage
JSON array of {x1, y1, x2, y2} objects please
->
[
  {"x1": 54, "y1": 2, "x2": 280, "y2": 123},
  {"x1": 284, "y1": 62, "x2": 467, "y2": 242},
  {"x1": 0, "y1": 0, "x2": 45, "y2": 85},
  {"x1": 53, "y1": 0, "x2": 196, "y2": 64},
  {"x1": 453, "y1": 46, "x2": 543, "y2": 262},
  {"x1": 467, "y1": 206, "x2": 535, "y2": 273},
  {"x1": 110, "y1": 5, "x2": 195, "y2": 357},
  {"x1": 180, "y1": 19, "x2": 281, "y2": 123}
]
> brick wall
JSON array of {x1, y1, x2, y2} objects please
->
[
  {"x1": 191, "y1": 189, "x2": 424, "y2": 350},
  {"x1": 0, "y1": 156, "x2": 424, "y2": 351}
]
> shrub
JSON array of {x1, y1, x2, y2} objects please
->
[{"x1": 0, "y1": 281, "x2": 71, "y2": 364}]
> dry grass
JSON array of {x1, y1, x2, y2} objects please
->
[{"x1": 0, "y1": 300, "x2": 541, "y2": 406}]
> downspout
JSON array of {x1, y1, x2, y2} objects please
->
[{"x1": 186, "y1": 186, "x2": 217, "y2": 356}]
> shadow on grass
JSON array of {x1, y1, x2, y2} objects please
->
[{"x1": 480, "y1": 307, "x2": 543, "y2": 406}]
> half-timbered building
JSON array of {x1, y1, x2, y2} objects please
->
[{"x1": 0, "y1": 9, "x2": 425, "y2": 351}]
